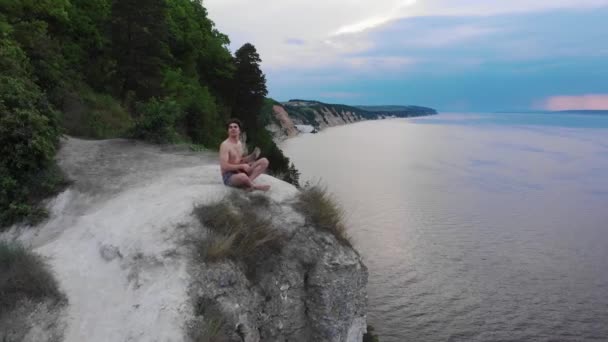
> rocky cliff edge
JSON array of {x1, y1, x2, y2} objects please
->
[{"x1": 1, "y1": 137, "x2": 368, "y2": 342}]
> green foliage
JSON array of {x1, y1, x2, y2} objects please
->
[
  {"x1": 287, "y1": 162, "x2": 301, "y2": 187},
  {"x1": 0, "y1": 38, "x2": 29, "y2": 77},
  {"x1": 293, "y1": 185, "x2": 351, "y2": 247},
  {"x1": 64, "y1": 0, "x2": 113, "y2": 89},
  {"x1": 61, "y1": 87, "x2": 132, "y2": 139},
  {"x1": 131, "y1": 98, "x2": 181, "y2": 144},
  {"x1": 111, "y1": 0, "x2": 170, "y2": 103},
  {"x1": 11, "y1": 20, "x2": 68, "y2": 97},
  {"x1": 356, "y1": 105, "x2": 437, "y2": 116},
  {"x1": 193, "y1": 193, "x2": 286, "y2": 281},
  {"x1": 165, "y1": 0, "x2": 234, "y2": 80},
  {"x1": 0, "y1": 241, "x2": 65, "y2": 313},
  {"x1": 0, "y1": 39, "x2": 65, "y2": 227},
  {"x1": 0, "y1": 0, "x2": 70, "y2": 24},
  {"x1": 3, "y1": 0, "x2": 73, "y2": 106},
  {"x1": 0, "y1": 103, "x2": 64, "y2": 227},
  {"x1": 1, "y1": 0, "x2": 303, "y2": 225},
  {"x1": 163, "y1": 69, "x2": 223, "y2": 147},
  {"x1": 228, "y1": 44, "x2": 299, "y2": 186},
  {"x1": 232, "y1": 43, "x2": 268, "y2": 132}
]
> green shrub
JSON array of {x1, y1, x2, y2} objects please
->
[
  {"x1": 131, "y1": 97, "x2": 181, "y2": 144},
  {"x1": 0, "y1": 41, "x2": 65, "y2": 228},
  {"x1": 61, "y1": 87, "x2": 132, "y2": 139},
  {"x1": 293, "y1": 185, "x2": 351, "y2": 247},
  {"x1": 163, "y1": 69, "x2": 224, "y2": 148},
  {"x1": 0, "y1": 163, "x2": 69, "y2": 228},
  {"x1": 0, "y1": 241, "x2": 65, "y2": 313}
]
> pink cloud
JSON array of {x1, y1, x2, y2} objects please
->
[{"x1": 542, "y1": 94, "x2": 608, "y2": 111}]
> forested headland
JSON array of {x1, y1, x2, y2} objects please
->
[{"x1": 0, "y1": 0, "x2": 298, "y2": 227}]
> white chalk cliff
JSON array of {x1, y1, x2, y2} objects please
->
[{"x1": 2, "y1": 137, "x2": 367, "y2": 342}]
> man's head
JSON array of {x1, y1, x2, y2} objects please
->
[{"x1": 226, "y1": 118, "x2": 242, "y2": 138}]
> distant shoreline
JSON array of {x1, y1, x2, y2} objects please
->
[{"x1": 493, "y1": 110, "x2": 608, "y2": 114}]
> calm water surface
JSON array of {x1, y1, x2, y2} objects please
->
[{"x1": 281, "y1": 112, "x2": 608, "y2": 342}]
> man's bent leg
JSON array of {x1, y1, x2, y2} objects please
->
[
  {"x1": 247, "y1": 158, "x2": 270, "y2": 191},
  {"x1": 229, "y1": 173, "x2": 253, "y2": 189},
  {"x1": 247, "y1": 158, "x2": 269, "y2": 181}
]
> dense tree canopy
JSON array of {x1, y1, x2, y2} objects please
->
[{"x1": 0, "y1": 0, "x2": 299, "y2": 227}]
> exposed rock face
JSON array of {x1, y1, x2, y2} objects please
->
[
  {"x1": 342, "y1": 111, "x2": 360, "y2": 123},
  {"x1": 269, "y1": 99, "x2": 437, "y2": 140},
  {"x1": 266, "y1": 105, "x2": 299, "y2": 141},
  {"x1": 3, "y1": 137, "x2": 368, "y2": 342},
  {"x1": 316, "y1": 107, "x2": 362, "y2": 129},
  {"x1": 190, "y1": 215, "x2": 368, "y2": 342},
  {"x1": 268, "y1": 102, "x2": 366, "y2": 140}
]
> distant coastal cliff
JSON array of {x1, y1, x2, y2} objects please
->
[{"x1": 265, "y1": 99, "x2": 437, "y2": 141}]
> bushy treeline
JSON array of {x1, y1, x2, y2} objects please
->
[{"x1": 0, "y1": 0, "x2": 298, "y2": 228}]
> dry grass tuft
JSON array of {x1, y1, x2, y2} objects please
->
[
  {"x1": 192, "y1": 193, "x2": 286, "y2": 279},
  {"x1": 293, "y1": 185, "x2": 351, "y2": 247}
]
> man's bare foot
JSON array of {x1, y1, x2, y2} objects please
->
[{"x1": 253, "y1": 184, "x2": 270, "y2": 191}]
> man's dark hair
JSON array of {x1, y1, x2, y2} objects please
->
[{"x1": 226, "y1": 118, "x2": 243, "y2": 130}]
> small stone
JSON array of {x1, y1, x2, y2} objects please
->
[{"x1": 99, "y1": 244, "x2": 122, "y2": 262}]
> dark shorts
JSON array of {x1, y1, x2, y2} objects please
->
[{"x1": 222, "y1": 171, "x2": 237, "y2": 185}]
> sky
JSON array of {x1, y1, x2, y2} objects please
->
[{"x1": 204, "y1": 0, "x2": 608, "y2": 111}]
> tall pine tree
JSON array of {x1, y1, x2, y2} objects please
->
[
  {"x1": 231, "y1": 43, "x2": 299, "y2": 187},
  {"x1": 232, "y1": 43, "x2": 267, "y2": 140}
]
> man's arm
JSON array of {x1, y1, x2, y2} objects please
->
[
  {"x1": 219, "y1": 143, "x2": 249, "y2": 172},
  {"x1": 241, "y1": 152, "x2": 255, "y2": 164},
  {"x1": 241, "y1": 147, "x2": 260, "y2": 164}
]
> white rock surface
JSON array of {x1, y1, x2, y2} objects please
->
[{"x1": 2, "y1": 137, "x2": 366, "y2": 342}]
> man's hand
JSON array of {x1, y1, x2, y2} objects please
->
[
  {"x1": 241, "y1": 147, "x2": 261, "y2": 165},
  {"x1": 239, "y1": 164, "x2": 251, "y2": 173}
]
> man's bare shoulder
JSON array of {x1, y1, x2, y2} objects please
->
[{"x1": 219, "y1": 139, "x2": 234, "y2": 150}]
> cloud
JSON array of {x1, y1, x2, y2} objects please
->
[
  {"x1": 407, "y1": 0, "x2": 608, "y2": 17},
  {"x1": 345, "y1": 56, "x2": 415, "y2": 71},
  {"x1": 542, "y1": 94, "x2": 608, "y2": 110},
  {"x1": 333, "y1": 0, "x2": 418, "y2": 35},
  {"x1": 285, "y1": 38, "x2": 306, "y2": 46},
  {"x1": 203, "y1": 0, "x2": 608, "y2": 72},
  {"x1": 203, "y1": 1, "x2": 608, "y2": 109}
]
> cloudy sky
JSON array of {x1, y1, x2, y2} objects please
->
[{"x1": 204, "y1": 0, "x2": 608, "y2": 111}]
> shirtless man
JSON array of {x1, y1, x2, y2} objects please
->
[{"x1": 219, "y1": 118, "x2": 270, "y2": 191}]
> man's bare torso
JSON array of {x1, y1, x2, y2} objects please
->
[{"x1": 220, "y1": 139, "x2": 243, "y2": 174}]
